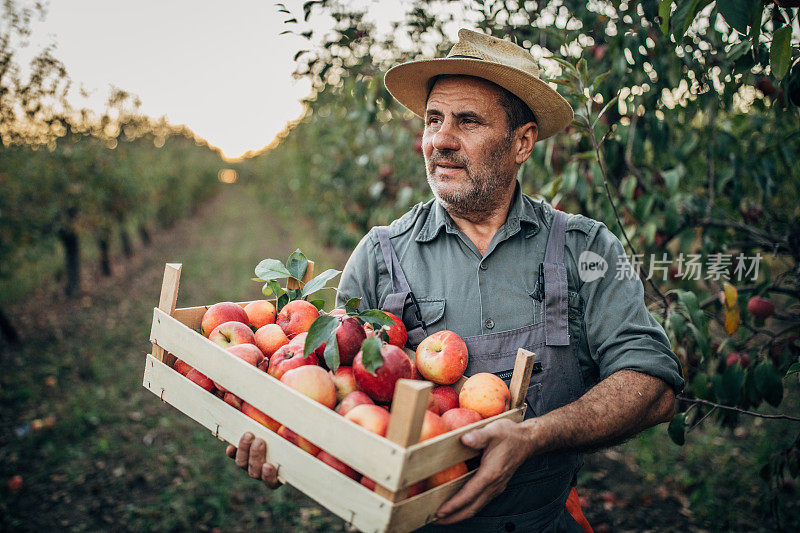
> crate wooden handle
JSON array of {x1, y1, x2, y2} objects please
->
[
  {"x1": 509, "y1": 348, "x2": 536, "y2": 410},
  {"x1": 376, "y1": 379, "x2": 433, "y2": 502},
  {"x1": 152, "y1": 263, "x2": 182, "y2": 364}
]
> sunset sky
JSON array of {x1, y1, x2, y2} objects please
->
[{"x1": 23, "y1": 0, "x2": 412, "y2": 159}]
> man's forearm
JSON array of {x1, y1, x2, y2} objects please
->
[{"x1": 519, "y1": 370, "x2": 676, "y2": 455}]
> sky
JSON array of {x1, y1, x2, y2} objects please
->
[{"x1": 21, "y1": 1, "x2": 408, "y2": 159}]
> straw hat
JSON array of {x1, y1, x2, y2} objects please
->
[{"x1": 384, "y1": 29, "x2": 573, "y2": 140}]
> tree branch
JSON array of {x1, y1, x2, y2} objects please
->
[{"x1": 678, "y1": 396, "x2": 800, "y2": 422}]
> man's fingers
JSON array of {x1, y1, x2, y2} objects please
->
[
  {"x1": 248, "y1": 438, "x2": 267, "y2": 479},
  {"x1": 461, "y1": 427, "x2": 490, "y2": 449},
  {"x1": 226, "y1": 444, "x2": 236, "y2": 459},
  {"x1": 235, "y1": 432, "x2": 254, "y2": 469},
  {"x1": 261, "y1": 462, "x2": 282, "y2": 489},
  {"x1": 435, "y1": 470, "x2": 492, "y2": 518}
]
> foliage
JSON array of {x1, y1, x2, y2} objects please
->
[
  {"x1": 242, "y1": 0, "x2": 800, "y2": 523},
  {"x1": 254, "y1": 248, "x2": 342, "y2": 310}
]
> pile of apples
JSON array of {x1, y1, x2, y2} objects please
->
[{"x1": 173, "y1": 299, "x2": 513, "y2": 495}]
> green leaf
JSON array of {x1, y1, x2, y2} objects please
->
[
  {"x1": 662, "y1": 165, "x2": 684, "y2": 194},
  {"x1": 770, "y1": 25, "x2": 792, "y2": 80},
  {"x1": 358, "y1": 309, "x2": 394, "y2": 328},
  {"x1": 305, "y1": 315, "x2": 338, "y2": 357},
  {"x1": 785, "y1": 362, "x2": 800, "y2": 378},
  {"x1": 726, "y1": 40, "x2": 752, "y2": 61},
  {"x1": 262, "y1": 279, "x2": 282, "y2": 298},
  {"x1": 592, "y1": 70, "x2": 612, "y2": 91},
  {"x1": 658, "y1": 0, "x2": 672, "y2": 35},
  {"x1": 276, "y1": 293, "x2": 289, "y2": 311},
  {"x1": 300, "y1": 268, "x2": 342, "y2": 297},
  {"x1": 668, "y1": 413, "x2": 686, "y2": 445},
  {"x1": 345, "y1": 297, "x2": 361, "y2": 315},
  {"x1": 672, "y1": 0, "x2": 713, "y2": 42},
  {"x1": 551, "y1": 57, "x2": 579, "y2": 76},
  {"x1": 308, "y1": 299, "x2": 325, "y2": 311},
  {"x1": 750, "y1": 4, "x2": 763, "y2": 54},
  {"x1": 692, "y1": 374, "x2": 714, "y2": 401},
  {"x1": 717, "y1": 0, "x2": 759, "y2": 35},
  {"x1": 255, "y1": 258, "x2": 291, "y2": 281},
  {"x1": 323, "y1": 330, "x2": 341, "y2": 372},
  {"x1": 722, "y1": 364, "x2": 744, "y2": 405},
  {"x1": 286, "y1": 249, "x2": 309, "y2": 282},
  {"x1": 753, "y1": 361, "x2": 783, "y2": 407},
  {"x1": 577, "y1": 58, "x2": 588, "y2": 84},
  {"x1": 360, "y1": 336, "x2": 384, "y2": 374},
  {"x1": 669, "y1": 312, "x2": 687, "y2": 338},
  {"x1": 621, "y1": 175, "x2": 637, "y2": 200},
  {"x1": 591, "y1": 94, "x2": 619, "y2": 129}
]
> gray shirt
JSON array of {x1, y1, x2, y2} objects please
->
[{"x1": 337, "y1": 183, "x2": 684, "y2": 392}]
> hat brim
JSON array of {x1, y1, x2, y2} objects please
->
[{"x1": 384, "y1": 58, "x2": 573, "y2": 141}]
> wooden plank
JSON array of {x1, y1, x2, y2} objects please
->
[
  {"x1": 151, "y1": 263, "x2": 182, "y2": 365},
  {"x1": 142, "y1": 354, "x2": 393, "y2": 533},
  {"x1": 376, "y1": 380, "x2": 433, "y2": 502},
  {"x1": 386, "y1": 468, "x2": 476, "y2": 532},
  {"x1": 509, "y1": 348, "x2": 536, "y2": 409},
  {"x1": 149, "y1": 308, "x2": 410, "y2": 489},
  {"x1": 400, "y1": 407, "x2": 524, "y2": 487}
]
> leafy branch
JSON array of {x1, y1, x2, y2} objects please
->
[{"x1": 253, "y1": 249, "x2": 341, "y2": 311}]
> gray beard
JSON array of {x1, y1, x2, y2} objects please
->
[{"x1": 425, "y1": 137, "x2": 516, "y2": 223}]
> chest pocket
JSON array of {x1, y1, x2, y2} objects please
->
[
  {"x1": 401, "y1": 298, "x2": 446, "y2": 337},
  {"x1": 528, "y1": 288, "x2": 584, "y2": 327}
]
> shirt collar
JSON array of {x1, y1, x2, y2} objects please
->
[{"x1": 415, "y1": 181, "x2": 541, "y2": 243}]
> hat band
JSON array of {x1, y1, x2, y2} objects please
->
[{"x1": 449, "y1": 54, "x2": 483, "y2": 60}]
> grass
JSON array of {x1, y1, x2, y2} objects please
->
[{"x1": 0, "y1": 181, "x2": 797, "y2": 532}]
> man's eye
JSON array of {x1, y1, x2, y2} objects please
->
[{"x1": 426, "y1": 117, "x2": 441, "y2": 125}]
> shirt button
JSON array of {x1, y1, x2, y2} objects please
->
[
  {"x1": 485, "y1": 318, "x2": 495, "y2": 329},
  {"x1": 479, "y1": 263, "x2": 488, "y2": 271}
]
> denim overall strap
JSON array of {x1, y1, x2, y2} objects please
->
[
  {"x1": 543, "y1": 210, "x2": 570, "y2": 347},
  {"x1": 375, "y1": 227, "x2": 428, "y2": 346}
]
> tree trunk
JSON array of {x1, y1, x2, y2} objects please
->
[
  {"x1": 120, "y1": 226, "x2": 133, "y2": 258},
  {"x1": 0, "y1": 306, "x2": 20, "y2": 344},
  {"x1": 98, "y1": 235, "x2": 112, "y2": 276},
  {"x1": 59, "y1": 229, "x2": 81, "y2": 297},
  {"x1": 139, "y1": 225, "x2": 151, "y2": 246}
]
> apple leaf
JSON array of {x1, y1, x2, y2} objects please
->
[
  {"x1": 785, "y1": 362, "x2": 800, "y2": 378},
  {"x1": 286, "y1": 249, "x2": 309, "y2": 282},
  {"x1": 717, "y1": 0, "x2": 759, "y2": 35},
  {"x1": 323, "y1": 330, "x2": 341, "y2": 372},
  {"x1": 722, "y1": 364, "x2": 744, "y2": 405},
  {"x1": 360, "y1": 336, "x2": 384, "y2": 374},
  {"x1": 358, "y1": 309, "x2": 393, "y2": 328},
  {"x1": 345, "y1": 297, "x2": 362, "y2": 315},
  {"x1": 255, "y1": 259, "x2": 291, "y2": 281},
  {"x1": 305, "y1": 315, "x2": 337, "y2": 357},
  {"x1": 657, "y1": 0, "x2": 671, "y2": 35},
  {"x1": 300, "y1": 268, "x2": 342, "y2": 297},
  {"x1": 754, "y1": 361, "x2": 783, "y2": 407},
  {"x1": 668, "y1": 412, "x2": 686, "y2": 445},
  {"x1": 308, "y1": 299, "x2": 325, "y2": 311},
  {"x1": 276, "y1": 293, "x2": 290, "y2": 311},
  {"x1": 770, "y1": 25, "x2": 792, "y2": 81},
  {"x1": 262, "y1": 280, "x2": 281, "y2": 297}
]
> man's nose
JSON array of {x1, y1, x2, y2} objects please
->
[{"x1": 432, "y1": 122, "x2": 460, "y2": 152}]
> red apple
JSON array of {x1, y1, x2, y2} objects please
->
[
  {"x1": 185, "y1": 369, "x2": 215, "y2": 392},
  {"x1": 727, "y1": 352, "x2": 751, "y2": 369},
  {"x1": 7, "y1": 475, "x2": 23, "y2": 492},
  {"x1": 223, "y1": 392, "x2": 243, "y2": 410},
  {"x1": 244, "y1": 299, "x2": 277, "y2": 329},
  {"x1": 747, "y1": 296, "x2": 775, "y2": 319},
  {"x1": 316, "y1": 450, "x2": 360, "y2": 480},
  {"x1": 329, "y1": 308, "x2": 347, "y2": 317},
  {"x1": 416, "y1": 330, "x2": 469, "y2": 385},
  {"x1": 459, "y1": 373, "x2": 510, "y2": 418},
  {"x1": 276, "y1": 300, "x2": 319, "y2": 339},
  {"x1": 214, "y1": 343, "x2": 264, "y2": 392},
  {"x1": 360, "y1": 475, "x2": 377, "y2": 491},
  {"x1": 335, "y1": 391, "x2": 375, "y2": 416},
  {"x1": 419, "y1": 410, "x2": 448, "y2": 442},
  {"x1": 360, "y1": 475, "x2": 424, "y2": 497},
  {"x1": 427, "y1": 462, "x2": 468, "y2": 489},
  {"x1": 267, "y1": 343, "x2": 319, "y2": 380},
  {"x1": 278, "y1": 425, "x2": 320, "y2": 455},
  {"x1": 364, "y1": 311, "x2": 407, "y2": 348},
  {"x1": 344, "y1": 404, "x2": 391, "y2": 436},
  {"x1": 331, "y1": 366, "x2": 358, "y2": 402},
  {"x1": 242, "y1": 401, "x2": 281, "y2": 432},
  {"x1": 209, "y1": 320, "x2": 256, "y2": 348},
  {"x1": 441, "y1": 408, "x2": 483, "y2": 431},
  {"x1": 254, "y1": 323, "x2": 290, "y2": 358},
  {"x1": 280, "y1": 365, "x2": 337, "y2": 409},
  {"x1": 430, "y1": 386, "x2": 459, "y2": 415},
  {"x1": 353, "y1": 343, "x2": 413, "y2": 403},
  {"x1": 201, "y1": 302, "x2": 249, "y2": 337},
  {"x1": 317, "y1": 317, "x2": 367, "y2": 366},
  {"x1": 173, "y1": 359, "x2": 193, "y2": 376}
]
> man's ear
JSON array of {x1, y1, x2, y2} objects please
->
[{"x1": 515, "y1": 122, "x2": 538, "y2": 165}]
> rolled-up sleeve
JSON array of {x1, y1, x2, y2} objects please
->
[{"x1": 579, "y1": 224, "x2": 684, "y2": 392}]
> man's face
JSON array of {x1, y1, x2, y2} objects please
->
[{"x1": 423, "y1": 76, "x2": 519, "y2": 221}]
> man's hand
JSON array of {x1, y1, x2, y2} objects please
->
[
  {"x1": 225, "y1": 432, "x2": 282, "y2": 489},
  {"x1": 434, "y1": 419, "x2": 533, "y2": 525}
]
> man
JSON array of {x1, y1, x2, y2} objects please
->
[{"x1": 228, "y1": 29, "x2": 683, "y2": 531}]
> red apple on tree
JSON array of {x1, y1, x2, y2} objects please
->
[
  {"x1": 726, "y1": 352, "x2": 751, "y2": 369},
  {"x1": 747, "y1": 296, "x2": 775, "y2": 320}
]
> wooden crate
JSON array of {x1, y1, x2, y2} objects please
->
[{"x1": 144, "y1": 263, "x2": 536, "y2": 533}]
